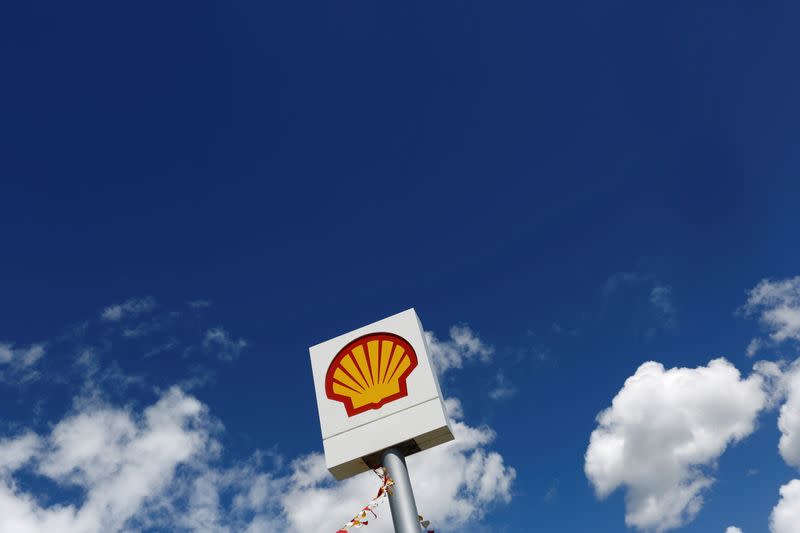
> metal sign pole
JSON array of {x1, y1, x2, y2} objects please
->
[{"x1": 382, "y1": 448, "x2": 421, "y2": 533}]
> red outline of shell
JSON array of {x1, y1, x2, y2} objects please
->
[{"x1": 325, "y1": 332, "x2": 418, "y2": 417}]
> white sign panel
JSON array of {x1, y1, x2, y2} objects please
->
[{"x1": 309, "y1": 309, "x2": 454, "y2": 480}]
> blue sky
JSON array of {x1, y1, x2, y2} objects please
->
[{"x1": 2, "y1": 2, "x2": 800, "y2": 532}]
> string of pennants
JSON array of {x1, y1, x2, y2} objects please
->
[{"x1": 336, "y1": 467, "x2": 434, "y2": 533}]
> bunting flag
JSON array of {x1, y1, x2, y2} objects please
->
[{"x1": 336, "y1": 467, "x2": 435, "y2": 533}]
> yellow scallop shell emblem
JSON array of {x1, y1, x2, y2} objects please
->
[{"x1": 325, "y1": 332, "x2": 418, "y2": 417}]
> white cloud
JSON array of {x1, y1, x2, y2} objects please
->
[
  {"x1": 544, "y1": 483, "x2": 558, "y2": 503},
  {"x1": 0, "y1": 433, "x2": 41, "y2": 473},
  {"x1": 0, "y1": 384, "x2": 514, "y2": 533},
  {"x1": 746, "y1": 338, "x2": 763, "y2": 358},
  {"x1": 203, "y1": 328, "x2": 248, "y2": 361},
  {"x1": 425, "y1": 325, "x2": 494, "y2": 373},
  {"x1": 585, "y1": 358, "x2": 768, "y2": 532},
  {"x1": 0, "y1": 342, "x2": 46, "y2": 383},
  {"x1": 742, "y1": 276, "x2": 800, "y2": 354},
  {"x1": 771, "y1": 479, "x2": 800, "y2": 533},
  {"x1": 0, "y1": 345, "x2": 11, "y2": 364},
  {"x1": 101, "y1": 297, "x2": 156, "y2": 322},
  {"x1": 0, "y1": 343, "x2": 45, "y2": 368},
  {"x1": 0, "y1": 387, "x2": 211, "y2": 533},
  {"x1": 488, "y1": 371, "x2": 517, "y2": 401},
  {"x1": 444, "y1": 397, "x2": 464, "y2": 419},
  {"x1": 726, "y1": 527, "x2": 743, "y2": 533},
  {"x1": 650, "y1": 285, "x2": 676, "y2": 328}
]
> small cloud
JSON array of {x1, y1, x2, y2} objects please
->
[
  {"x1": 602, "y1": 272, "x2": 650, "y2": 297},
  {"x1": 188, "y1": 300, "x2": 211, "y2": 309},
  {"x1": 0, "y1": 342, "x2": 46, "y2": 385},
  {"x1": 725, "y1": 527, "x2": 743, "y2": 533},
  {"x1": 121, "y1": 312, "x2": 179, "y2": 339},
  {"x1": 518, "y1": 345, "x2": 553, "y2": 365},
  {"x1": 506, "y1": 343, "x2": 554, "y2": 366},
  {"x1": 203, "y1": 328, "x2": 248, "y2": 361},
  {"x1": 122, "y1": 323, "x2": 158, "y2": 338},
  {"x1": 0, "y1": 343, "x2": 45, "y2": 369},
  {"x1": 425, "y1": 325, "x2": 494, "y2": 374},
  {"x1": 19, "y1": 345, "x2": 45, "y2": 367},
  {"x1": 74, "y1": 348, "x2": 99, "y2": 380},
  {"x1": 488, "y1": 371, "x2": 517, "y2": 401},
  {"x1": 544, "y1": 481, "x2": 559, "y2": 503},
  {"x1": 603, "y1": 272, "x2": 677, "y2": 336},
  {"x1": 552, "y1": 322, "x2": 578, "y2": 337},
  {"x1": 741, "y1": 276, "x2": 800, "y2": 355},
  {"x1": 649, "y1": 285, "x2": 676, "y2": 328},
  {"x1": 746, "y1": 338, "x2": 763, "y2": 358},
  {"x1": 0, "y1": 344, "x2": 13, "y2": 364},
  {"x1": 144, "y1": 338, "x2": 180, "y2": 358},
  {"x1": 101, "y1": 297, "x2": 156, "y2": 322},
  {"x1": 444, "y1": 397, "x2": 464, "y2": 420}
]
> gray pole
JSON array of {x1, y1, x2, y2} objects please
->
[{"x1": 381, "y1": 448, "x2": 421, "y2": 533}]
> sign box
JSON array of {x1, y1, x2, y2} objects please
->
[{"x1": 309, "y1": 309, "x2": 454, "y2": 480}]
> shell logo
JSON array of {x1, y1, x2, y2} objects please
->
[{"x1": 325, "y1": 332, "x2": 418, "y2": 417}]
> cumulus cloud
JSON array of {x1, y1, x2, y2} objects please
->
[
  {"x1": 203, "y1": 328, "x2": 248, "y2": 361},
  {"x1": 585, "y1": 358, "x2": 768, "y2": 532},
  {"x1": 425, "y1": 325, "x2": 494, "y2": 373},
  {"x1": 101, "y1": 297, "x2": 156, "y2": 322},
  {"x1": 726, "y1": 528, "x2": 743, "y2": 533},
  {"x1": 742, "y1": 276, "x2": 800, "y2": 355},
  {"x1": 0, "y1": 387, "x2": 211, "y2": 533},
  {"x1": 771, "y1": 479, "x2": 800, "y2": 533}
]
